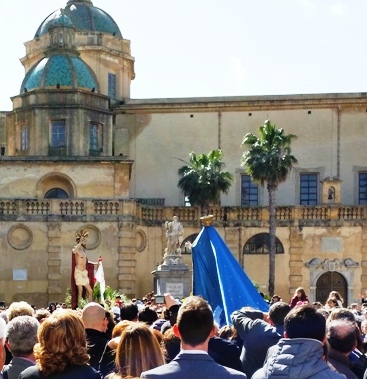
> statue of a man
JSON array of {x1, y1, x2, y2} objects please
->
[
  {"x1": 71, "y1": 230, "x2": 99, "y2": 308},
  {"x1": 165, "y1": 216, "x2": 184, "y2": 255}
]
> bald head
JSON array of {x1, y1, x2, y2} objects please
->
[{"x1": 82, "y1": 302, "x2": 107, "y2": 332}]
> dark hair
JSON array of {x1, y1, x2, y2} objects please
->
[
  {"x1": 120, "y1": 303, "x2": 139, "y2": 321},
  {"x1": 326, "y1": 297, "x2": 338, "y2": 307},
  {"x1": 176, "y1": 296, "x2": 213, "y2": 346},
  {"x1": 327, "y1": 319, "x2": 357, "y2": 354},
  {"x1": 269, "y1": 302, "x2": 291, "y2": 326},
  {"x1": 138, "y1": 307, "x2": 158, "y2": 325},
  {"x1": 285, "y1": 304, "x2": 326, "y2": 342}
]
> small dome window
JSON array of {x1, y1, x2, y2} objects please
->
[{"x1": 44, "y1": 188, "x2": 69, "y2": 199}]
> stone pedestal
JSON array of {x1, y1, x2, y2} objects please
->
[{"x1": 152, "y1": 254, "x2": 192, "y2": 298}]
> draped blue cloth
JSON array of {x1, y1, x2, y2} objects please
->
[{"x1": 192, "y1": 224, "x2": 269, "y2": 327}]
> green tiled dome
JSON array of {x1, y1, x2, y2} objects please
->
[
  {"x1": 35, "y1": 0, "x2": 122, "y2": 38},
  {"x1": 21, "y1": 53, "x2": 99, "y2": 92}
]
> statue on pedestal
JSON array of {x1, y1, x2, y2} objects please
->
[{"x1": 164, "y1": 216, "x2": 184, "y2": 256}]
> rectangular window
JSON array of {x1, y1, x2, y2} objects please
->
[
  {"x1": 108, "y1": 73, "x2": 116, "y2": 100},
  {"x1": 89, "y1": 122, "x2": 102, "y2": 152},
  {"x1": 300, "y1": 173, "x2": 318, "y2": 205},
  {"x1": 359, "y1": 173, "x2": 367, "y2": 204},
  {"x1": 50, "y1": 120, "x2": 66, "y2": 148},
  {"x1": 241, "y1": 175, "x2": 258, "y2": 206},
  {"x1": 20, "y1": 124, "x2": 28, "y2": 151}
]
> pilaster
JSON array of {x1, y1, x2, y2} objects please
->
[
  {"x1": 47, "y1": 221, "x2": 62, "y2": 301},
  {"x1": 288, "y1": 226, "x2": 304, "y2": 296},
  {"x1": 117, "y1": 221, "x2": 137, "y2": 297}
]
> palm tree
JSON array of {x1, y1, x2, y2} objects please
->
[
  {"x1": 178, "y1": 149, "x2": 233, "y2": 212},
  {"x1": 241, "y1": 120, "x2": 297, "y2": 296}
]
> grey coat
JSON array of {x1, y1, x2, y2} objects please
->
[{"x1": 252, "y1": 338, "x2": 346, "y2": 379}]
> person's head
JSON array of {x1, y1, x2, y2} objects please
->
[
  {"x1": 6, "y1": 315, "x2": 39, "y2": 357},
  {"x1": 361, "y1": 319, "x2": 367, "y2": 335},
  {"x1": 326, "y1": 297, "x2": 338, "y2": 308},
  {"x1": 7, "y1": 301, "x2": 34, "y2": 321},
  {"x1": 48, "y1": 303, "x2": 56, "y2": 313},
  {"x1": 271, "y1": 295, "x2": 281, "y2": 303},
  {"x1": 327, "y1": 308, "x2": 356, "y2": 323},
  {"x1": 120, "y1": 303, "x2": 139, "y2": 321},
  {"x1": 269, "y1": 301, "x2": 291, "y2": 326},
  {"x1": 174, "y1": 296, "x2": 214, "y2": 347},
  {"x1": 329, "y1": 291, "x2": 343, "y2": 303},
  {"x1": 217, "y1": 325, "x2": 237, "y2": 340},
  {"x1": 294, "y1": 287, "x2": 306, "y2": 298},
  {"x1": 284, "y1": 304, "x2": 326, "y2": 342},
  {"x1": 75, "y1": 229, "x2": 88, "y2": 248},
  {"x1": 138, "y1": 306, "x2": 158, "y2": 325},
  {"x1": 326, "y1": 319, "x2": 357, "y2": 354},
  {"x1": 114, "y1": 322, "x2": 165, "y2": 377},
  {"x1": 312, "y1": 301, "x2": 323, "y2": 309},
  {"x1": 34, "y1": 310, "x2": 89, "y2": 376},
  {"x1": 162, "y1": 327, "x2": 181, "y2": 362},
  {"x1": 0, "y1": 317, "x2": 6, "y2": 344},
  {"x1": 112, "y1": 320, "x2": 133, "y2": 338},
  {"x1": 34, "y1": 309, "x2": 51, "y2": 324},
  {"x1": 82, "y1": 302, "x2": 108, "y2": 332}
]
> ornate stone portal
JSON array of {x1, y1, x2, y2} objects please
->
[
  {"x1": 151, "y1": 217, "x2": 191, "y2": 298},
  {"x1": 305, "y1": 257, "x2": 359, "y2": 303}
]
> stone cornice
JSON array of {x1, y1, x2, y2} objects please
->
[
  {"x1": 0, "y1": 156, "x2": 133, "y2": 164},
  {"x1": 115, "y1": 92, "x2": 367, "y2": 113}
]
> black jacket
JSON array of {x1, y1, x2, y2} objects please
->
[{"x1": 85, "y1": 328, "x2": 115, "y2": 376}]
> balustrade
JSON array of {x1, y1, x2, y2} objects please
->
[{"x1": 0, "y1": 199, "x2": 366, "y2": 226}]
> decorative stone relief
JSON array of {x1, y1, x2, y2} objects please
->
[
  {"x1": 7, "y1": 224, "x2": 33, "y2": 250},
  {"x1": 136, "y1": 230, "x2": 147, "y2": 252},
  {"x1": 305, "y1": 258, "x2": 359, "y2": 270}
]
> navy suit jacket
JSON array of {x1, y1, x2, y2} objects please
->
[{"x1": 140, "y1": 351, "x2": 247, "y2": 379}]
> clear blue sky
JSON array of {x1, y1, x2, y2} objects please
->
[{"x1": 1, "y1": 0, "x2": 366, "y2": 110}]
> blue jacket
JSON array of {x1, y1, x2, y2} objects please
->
[
  {"x1": 141, "y1": 351, "x2": 247, "y2": 379},
  {"x1": 231, "y1": 308, "x2": 284, "y2": 378}
]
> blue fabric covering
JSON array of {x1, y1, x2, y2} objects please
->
[{"x1": 192, "y1": 225, "x2": 269, "y2": 327}]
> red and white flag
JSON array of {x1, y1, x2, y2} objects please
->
[{"x1": 95, "y1": 256, "x2": 105, "y2": 303}]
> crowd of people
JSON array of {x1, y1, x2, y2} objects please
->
[{"x1": 1, "y1": 289, "x2": 367, "y2": 378}]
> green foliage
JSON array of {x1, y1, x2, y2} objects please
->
[
  {"x1": 177, "y1": 149, "x2": 233, "y2": 208},
  {"x1": 64, "y1": 284, "x2": 129, "y2": 310},
  {"x1": 93, "y1": 283, "x2": 129, "y2": 304},
  {"x1": 241, "y1": 120, "x2": 297, "y2": 188},
  {"x1": 242, "y1": 120, "x2": 297, "y2": 296}
]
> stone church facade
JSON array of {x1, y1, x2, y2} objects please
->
[{"x1": 1, "y1": 0, "x2": 367, "y2": 307}]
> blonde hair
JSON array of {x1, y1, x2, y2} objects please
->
[
  {"x1": 112, "y1": 322, "x2": 165, "y2": 378},
  {"x1": 112, "y1": 319, "x2": 133, "y2": 338},
  {"x1": 34, "y1": 310, "x2": 90, "y2": 376},
  {"x1": 7, "y1": 301, "x2": 34, "y2": 321}
]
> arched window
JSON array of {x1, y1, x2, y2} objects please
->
[
  {"x1": 44, "y1": 188, "x2": 69, "y2": 199},
  {"x1": 243, "y1": 233, "x2": 284, "y2": 254},
  {"x1": 180, "y1": 233, "x2": 199, "y2": 254}
]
